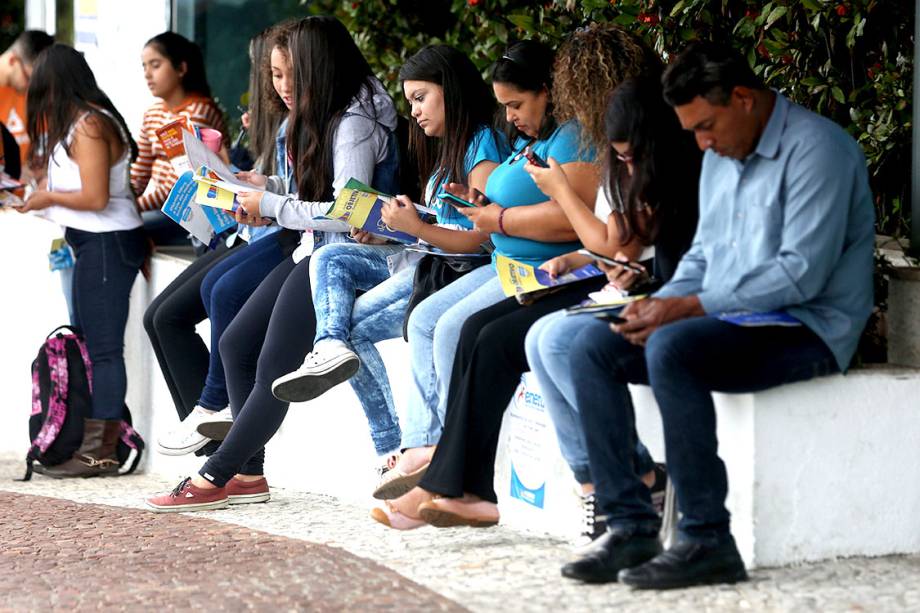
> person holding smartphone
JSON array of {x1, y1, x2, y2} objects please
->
[{"x1": 525, "y1": 77, "x2": 701, "y2": 557}]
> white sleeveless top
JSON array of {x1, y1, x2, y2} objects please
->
[{"x1": 42, "y1": 109, "x2": 142, "y2": 233}]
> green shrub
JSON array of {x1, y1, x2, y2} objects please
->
[{"x1": 305, "y1": 0, "x2": 913, "y2": 238}]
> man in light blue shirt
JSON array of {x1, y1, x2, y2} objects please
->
[{"x1": 563, "y1": 43, "x2": 874, "y2": 589}]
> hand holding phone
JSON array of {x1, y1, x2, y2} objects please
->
[
  {"x1": 576, "y1": 249, "x2": 645, "y2": 275},
  {"x1": 594, "y1": 311, "x2": 628, "y2": 324}
]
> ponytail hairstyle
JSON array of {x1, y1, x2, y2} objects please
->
[
  {"x1": 26, "y1": 44, "x2": 137, "y2": 168},
  {"x1": 286, "y1": 16, "x2": 378, "y2": 201},
  {"x1": 604, "y1": 77, "x2": 701, "y2": 246},
  {"x1": 144, "y1": 31, "x2": 212, "y2": 98},
  {"x1": 398, "y1": 45, "x2": 496, "y2": 196},
  {"x1": 490, "y1": 40, "x2": 556, "y2": 143}
]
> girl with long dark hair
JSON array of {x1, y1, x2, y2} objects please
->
[
  {"x1": 525, "y1": 76, "x2": 701, "y2": 552},
  {"x1": 268, "y1": 45, "x2": 508, "y2": 476},
  {"x1": 18, "y1": 44, "x2": 146, "y2": 477},
  {"x1": 145, "y1": 23, "x2": 293, "y2": 457},
  {"x1": 130, "y1": 31, "x2": 226, "y2": 242},
  {"x1": 145, "y1": 15, "x2": 402, "y2": 512}
]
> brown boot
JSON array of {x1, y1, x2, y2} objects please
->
[{"x1": 42, "y1": 419, "x2": 121, "y2": 478}]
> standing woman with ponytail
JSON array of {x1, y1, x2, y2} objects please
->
[{"x1": 18, "y1": 45, "x2": 146, "y2": 477}]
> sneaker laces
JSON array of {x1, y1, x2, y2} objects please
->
[
  {"x1": 580, "y1": 492, "x2": 597, "y2": 537},
  {"x1": 169, "y1": 477, "x2": 192, "y2": 498}
]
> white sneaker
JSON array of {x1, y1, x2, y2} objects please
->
[
  {"x1": 195, "y1": 407, "x2": 235, "y2": 441},
  {"x1": 271, "y1": 340, "x2": 360, "y2": 403},
  {"x1": 156, "y1": 406, "x2": 229, "y2": 456}
]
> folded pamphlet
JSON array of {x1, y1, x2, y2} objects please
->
[
  {"x1": 404, "y1": 243, "x2": 490, "y2": 259},
  {"x1": 162, "y1": 171, "x2": 236, "y2": 247},
  {"x1": 325, "y1": 178, "x2": 436, "y2": 244},
  {"x1": 495, "y1": 254, "x2": 603, "y2": 301}
]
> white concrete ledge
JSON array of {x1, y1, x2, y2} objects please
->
[{"x1": 4, "y1": 212, "x2": 919, "y2": 569}]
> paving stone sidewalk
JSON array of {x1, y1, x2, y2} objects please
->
[{"x1": 1, "y1": 455, "x2": 918, "y2": 612}]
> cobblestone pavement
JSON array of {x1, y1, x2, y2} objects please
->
[{"x1": 2, "y1": 455, "x2": 919, "y2": 612}]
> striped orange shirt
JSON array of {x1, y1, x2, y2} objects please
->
[{"x1": 130, "y1": 95, "x2": 227, "y2": 212}]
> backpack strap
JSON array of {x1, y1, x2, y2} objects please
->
[
  {"x1": 46, "y1": 325, "x2": 81, "y2": 340},
  {"x1": 30, "y1": 336, "x2": 71, "y2": 455},
  {"x1": 118, "y1": 421, "x2": 145, "y2": 476},
  {"x1": 16, "y1": 452, "x2": 35, "y2": 482}
]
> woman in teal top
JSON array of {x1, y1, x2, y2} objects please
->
[{"x1": 372, "y1": 40, "x2": 598, "y2": 528}]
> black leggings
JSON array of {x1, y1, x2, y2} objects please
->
[
  {"x1": 419, "y1": 277, "x2": 607, "y2": 502},
  {"x1": 199, "y1": 255, "x2": 316, "y2": 486},
  {"x1": 142, "y1": 242, "x2": 237, "y2": 422}
]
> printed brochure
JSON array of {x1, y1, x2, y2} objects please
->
[
  {"x1": 325, "y1": 178, "x2": 435, "y2": 243},
  {"x1": 495, "y1": 254, "x2": 603, "y2": 300},
  {"x1": 162, "y1": 171, "x2": 236, "y2": 247}
]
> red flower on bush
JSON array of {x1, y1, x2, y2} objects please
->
[
  {"x1": 836, "y1": 4, "x2": 848, "y2": 17},
  {"x1": 638, "y1": 12, "x2": 659, "y2": 26},
  {"x1": 468, "y1": 0, "x2": 480, "y2": 5}
]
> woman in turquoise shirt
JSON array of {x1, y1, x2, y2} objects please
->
[{"x1": 372, "y1": 40, "x2": 598, "y2": 528}]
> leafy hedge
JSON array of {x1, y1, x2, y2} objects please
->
[{"x1": 305, "y1": 0, "x2": 913, "y2": 238}]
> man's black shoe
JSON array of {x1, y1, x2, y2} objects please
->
[
  {"x1": 618, "y1": 537, "x2": 748, "y2": 590},
  {"x1": 561, "y1": 529, "x2": 661, "y2": 584}
]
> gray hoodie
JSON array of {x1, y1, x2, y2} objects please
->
[{"x1": 260, "y1": 78, "x2": 398, "y2": 238}]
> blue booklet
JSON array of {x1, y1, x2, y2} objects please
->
[
  {"x1": 715, "y1": 310, "x2": 802, "y2": 327},
  {"x1": 162, "y1": 171, "x2": 236, "y2": 247}
]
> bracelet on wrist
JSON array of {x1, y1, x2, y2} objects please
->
[{"x1": 498, "y1": 207, "x2": 509, "y2": 236}]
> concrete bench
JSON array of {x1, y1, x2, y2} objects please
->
[{"x1": 4, "y1": 212, "x2": 919, "y2": 569}]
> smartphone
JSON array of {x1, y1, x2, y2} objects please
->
[
  {"x1": 576, "y1": 249, "x2": 646, "y2": 275},
  {"x1": 439, "y1": 192, "x2": 478, "y2": 208},
  {"x1": 594, "y1": 312, "x2": 628, "y2": 325},
  {"x1": 523, "y1": 146, "x2": 549, "y2": 168}
]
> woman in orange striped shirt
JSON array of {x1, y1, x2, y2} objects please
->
[{"x1": 131, "y1": 32, "x2": 226, "y2": 242}]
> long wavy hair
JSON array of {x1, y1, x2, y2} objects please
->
[
  {"x1": 489, "y1": 40, "x2": 556, "y2": 144},
  {"x1": 287, "y1": 16, "x2": 379, "y2": 201},
  {"x1": 26, "y1": 44, "x2": 137, "y2": 168},
  {"x1": 605, "y1": 77, "x2": 701, "y2": 246},
  {"x1": 144, "y1": 31, "x2": 212, "y2": 98},
  {"x1": 247, "y1": 24, "x2": 288, "y2": 175},
  {"x1": 398, "y1": 45, "x2": 496, "y2": 198},
  {"x1": 553, "y1": 24, "x2": 662, "y2": 154}
]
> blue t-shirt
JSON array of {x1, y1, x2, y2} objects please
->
[
  {"x1": 485, "y1": 121, "x2": 595, "y2": 267},
  {"x1": 425, "y1": 125, "x2": 510, "y2": 228}
]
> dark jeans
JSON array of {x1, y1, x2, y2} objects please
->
[
  {"x1": 197, "y1": 233, "x2": 286, "y2": 410},
  {"x1": 574, "y1": 315, "x2": 838, "y2": 544},
  {"x1": 200, "y1": 255, "x2": 315, "y2": 485},
  {"x1": 141, "y1": 210, "x2": 192, "y2": 248},
  {"x1": 420, "y1": 277, "x2": 607, "y2": 502},
  {"x1": 142, "y1": 241, "x2": 238, "y2": 422},
  {"x1": 66, "y1": 227, "x2": 146, "y2": 420}
]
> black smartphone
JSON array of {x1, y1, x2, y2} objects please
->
[
  {"x1": 523, "y1": 146, "x2": 549, "y2": 168},
  {"x1": 439, "y1": 192, "x2": 477, "y2": 208},
  {"x1": 576, "y1": 249, "x2": 646, "y2": 275},
  {"x1": 594, "y1": 312, "x2": 628, "y2": 324}
]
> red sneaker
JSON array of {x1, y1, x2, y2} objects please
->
[
  {"x1": 226, "y1": 476, "x2": 271, "y2": 505},
  {"x1": 146, "y1": 477, "x2": 229, "y2": 513}
]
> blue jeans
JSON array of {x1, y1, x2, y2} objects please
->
[
  {"x1": 526, "y1": 311, "x2": 655, "y2": 485},
  {"x1": 196, "y1": 232, "x2": 286, "y2": 411},
  {"x1": 65, "y1": 227, "x2": 145, "y2": 420},
  {"x1": 574, "y1": 315, "x2": 838, "y2": 544},
  {"x1": 402, "y1": 265, "x2": 505, "y2": 449},
  {"x1": 309, "y1": 242, "x2": 408, "y2": 452}
]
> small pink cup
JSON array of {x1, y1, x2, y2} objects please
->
[{"x1": 199, "y1": 128, "x2": 223, "y2": 153}]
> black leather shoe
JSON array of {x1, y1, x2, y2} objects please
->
[
  {"x1": 618, "y1": 537, "x2": 748, "y2": 590},
  {"x1": 561, "y1": 529, "x2": 661, "y2": 583}
]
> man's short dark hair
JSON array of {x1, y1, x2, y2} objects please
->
[
  {"x1": 662, "y1": 41, "x2": 764, "y2": 107},
  {"x1": 11, "y1": 30, "x2": 54, "y2": 65}
]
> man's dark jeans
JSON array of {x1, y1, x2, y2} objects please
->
[{"x1": 573, "y1": 315, "x2": 838, "y2": 544}]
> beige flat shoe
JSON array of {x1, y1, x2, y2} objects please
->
[{"x1": 417, "y1": 497, "x2": 499, "y2": 528}]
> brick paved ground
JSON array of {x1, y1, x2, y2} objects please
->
[
  {"x1": 2, "y1": 455, "x2": 919, "y2": 612},
  {"x1": 0, "y1": 491, "x2": 462, "y2": 611}
]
